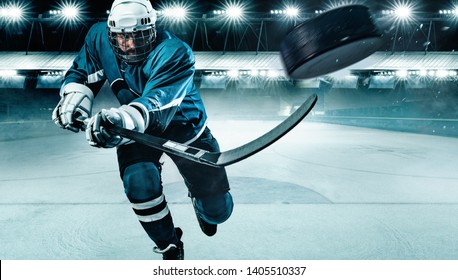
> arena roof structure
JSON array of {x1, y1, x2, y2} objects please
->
[{"x1": 1, "y1": 51, "x2": 458, "y2": 73}]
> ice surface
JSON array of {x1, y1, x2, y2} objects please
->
[{"x1": 1, "y1": 121, "x2": 458, "y2": 259}]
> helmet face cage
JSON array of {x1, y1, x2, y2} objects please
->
[{"x1": 108, "y1": 26, "x2": 157, "y2": 65}]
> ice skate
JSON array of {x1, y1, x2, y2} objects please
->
[{"x1": 153, "y1": 227, "x2": 184, "y2": 260}]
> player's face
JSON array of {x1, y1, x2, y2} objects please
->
[
  {"x1": 110, "y1": 29, "x2": 155, "y2": 64},
  {"x1": 116, "y1": 34, "x2": 136, "y2": 55}
]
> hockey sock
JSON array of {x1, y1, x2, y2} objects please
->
[{"x1": 131, "y1": 194, "x2": 179, "y2": 250}]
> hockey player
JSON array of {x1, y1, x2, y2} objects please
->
[{"x1": 52, "y1": 0, "x2": 233, "y2": 260}]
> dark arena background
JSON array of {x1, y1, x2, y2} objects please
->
[
  {"x1": 1, "y1": 0, "x2": 458, "y2": 139},
  {"x1": 1, "y1": 0, "x2": 458, "y2": 264}
]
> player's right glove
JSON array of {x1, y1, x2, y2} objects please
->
[
  {"x1": 52, "y1": 83, "x2": 94, "y2": 132},
  {"x1": 85, "y1": 105, "x2": 146, "y2": 148}
]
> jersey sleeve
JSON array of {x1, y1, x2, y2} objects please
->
[
  {"x1": 62, "y1": 23, "x2": 107, "y2": 96},
  {"x1": 129, "y1": 38, "x2": 197, "y2": 133}
]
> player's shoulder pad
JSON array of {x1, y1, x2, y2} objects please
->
[
  {"x1": 154, "y1": 30, "x2": 194, "y2": 62},
  {"x1": 84, "y1": 22, "x2": 109, "y2": 42}
]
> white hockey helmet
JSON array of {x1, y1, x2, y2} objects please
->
[{"x1": 107, "y1": 0, "x2": 157, "y2": 64}]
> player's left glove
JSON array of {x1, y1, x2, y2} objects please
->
[
  {"x1": 52, "y1": 83, "x2": 94, "y2": 132},
  {"x1": 85, "y1": 105, "x2": 146, "y2": 148}
]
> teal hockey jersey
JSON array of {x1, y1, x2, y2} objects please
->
[{"x1": 63, "y1": 22, "x2": 207, "y2": 144}]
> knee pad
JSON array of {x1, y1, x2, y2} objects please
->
[
  {"x1": 123, "y1": 162, "x2": 162, "y2": 202},
  {"x1": 194, "y1": 192, "x2": 234, "y2": 224}
]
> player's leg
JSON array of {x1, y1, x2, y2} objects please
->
[
  {"x1": 117, "y1": 143, "x2": 183, "y2": 259},
  {"x1": 170, "y1": 127, "x2": 234, "y2": 236},
  {"x1": 191, "y1": 192, "x2": 233, "y2": 236}
]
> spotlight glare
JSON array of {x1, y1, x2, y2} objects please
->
[
  {"x1": 0, "y1": 5, "x2": 24, "y2": 21},
  {"x1": 226, "y1": 5, "x2": 243, "y2": 20},
  {"x1": 388, "y1": 1, "x2": 416, "y2": 23},
  {"x1": 395, "y1": 6, "x2": 411, "y2": 19},
  {"x1": 160, "y1": 4, "x2": 188, "y2": 21},
  {"x1": 325, "y1": 0, "x2": 362, "y2": 11},
  {"x1": 0, "y1": 70, "x2": 18, "y2": 76},
  {"x1": 436, "y1": 70, "x2": 448, "y2": 78},
  {"x1": 419, "y1": 69, "x2": 428, "y2": 77},
  {"x1": 62, "y1": 6, "x2": 78, "y2": 19},
  {"x1": 267, "y1": 70, "x2": 279, "y2": 78},
  {"x1": 227, "y1": 69, "x2": 239, "y2": 78},
  {"x1": 285, "y1": 6, "x2": 299, "y2": 18},
  {"x1": 396, "y1": 69, "x2": 408, "y2": 78},
  {"x1": 56, "y1": 1, "x2": 85, "y2": 23},
  {"x1": 11, "y1": 7, "x2": 23, "y2": 19}
]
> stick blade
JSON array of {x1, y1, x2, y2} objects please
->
[{"x1": 215, "y1": 94, "x2": 317, "y2": 166}]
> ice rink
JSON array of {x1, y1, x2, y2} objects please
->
[{"x1": 1, "y1": 119, "x2": 457, "y2": 260}]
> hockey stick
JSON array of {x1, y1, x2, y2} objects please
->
[{"x1": 83, "y1": 93, "x2": 317, "y2": 168}]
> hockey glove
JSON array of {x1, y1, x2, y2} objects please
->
[
  {"x1": 85, "y1": 105, "x2": 146, "y2": 148},
  {"x1": 52, "y1": 83, "x2": 94, "y2": 132}
]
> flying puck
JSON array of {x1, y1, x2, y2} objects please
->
[{"x1": 280, "y1": 5, "x2": 383, "y2": 79}]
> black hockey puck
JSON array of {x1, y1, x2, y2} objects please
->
[{"x1": 280, "y1": 5, "x2": 383, "y2": 79}]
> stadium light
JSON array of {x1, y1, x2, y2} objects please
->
[
  {"x1": 396, "y1": 69, "x2": 408, "y2": 79},
  {"x1": 10, "y1": 7, "x2": 23, "y2": 20},
  {"x1": 438, "y1": 6, "x2": 458, "y2": 16},
  {"x1": 62, "y1": 6, "x2": 78, "y2": 19},
  {"x1": 226, "y1": 5, "x2": 243, "y2": 20},
  {"x1": 0, "y1": 4, "x2": 24, "y2": 22},
  {"x1": 227, "y1": 70, "x2": 239, "y2": 78},
  {"x1": 418, "y1": 69, "x2": 428, "y2": 77},
  {"x1": 285, "y1": 7, "x2": 299, "y2": 18},
  {"x1": 383, "y1": 1, "x2": 416, "y2": 23},
  {"x1": 394, "y1": 6, "x2": 411, "y2": 20},
  {"x1": 158, "y1": 3, "x2": 189, "y2": 22},
  {"x1": 324, "y1": 0, "x2": 362, "y2": 11},
  {"x1": 267, "y1": 70, "x2": 279, "y2": 79},
  {"x1": 451, "y1": 6, "x2": 458, "y2": 16},
  {"x1": 271, "y1": 6, "x2": 300, "y2": 19},
  {"x1": 214, "y1": 2, "x2": 246, "y2": 23},
  {"x1": 436, "y1": 70, "x2": 448, "y2": 79},
  {"x1": 0, "y1": 70, "x2": 18, "y2": 76},
  {"x1": 163, "y1": 7, "x2": 186, "y2": 19},
  {"x1": 52, "y1": 1, "x2": 84, "y2": 24}
]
